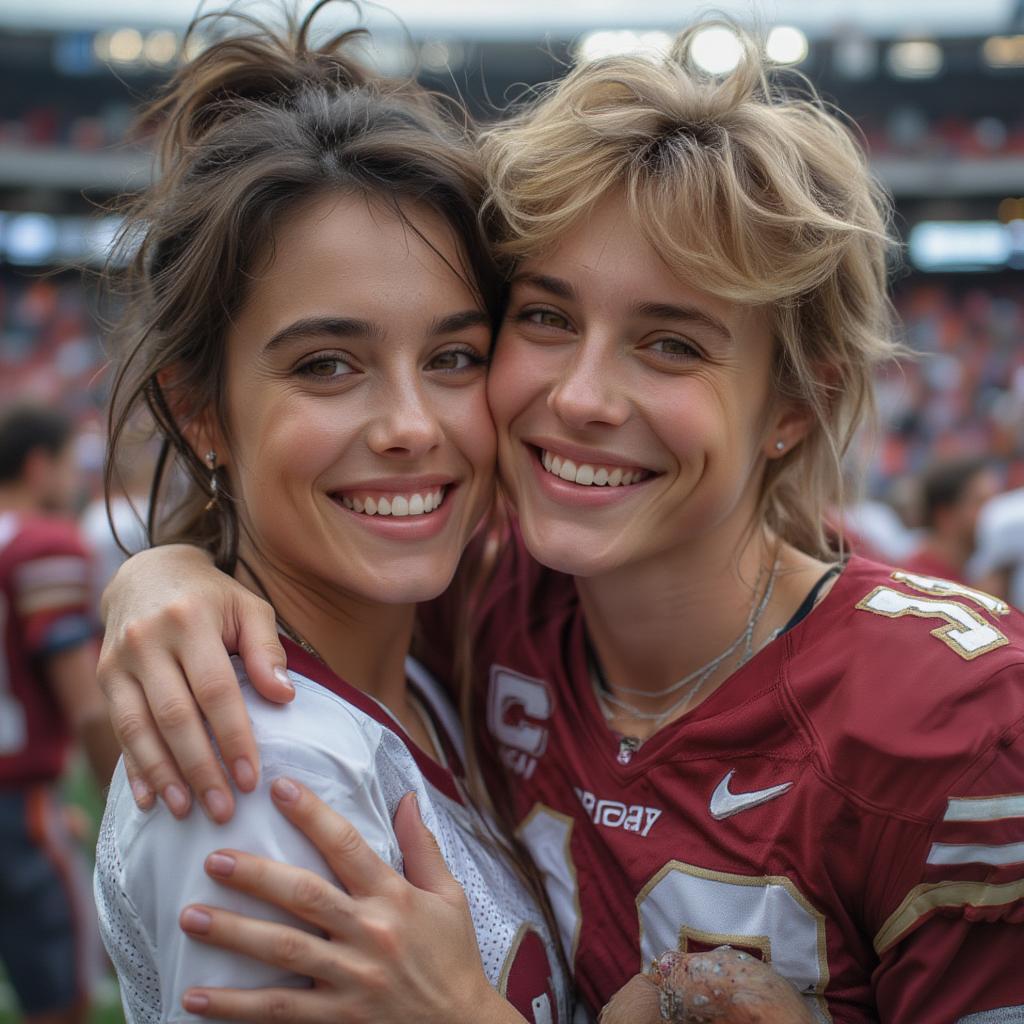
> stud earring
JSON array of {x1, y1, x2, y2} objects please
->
[
  {"x1": 774, "y1": 440, "x2": 786, "y2": 452},
  {"x1": 204, "y1": 450, "x2": 218, "y2": 511}
]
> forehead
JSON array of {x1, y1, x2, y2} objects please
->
[{"x1": 513, "y1": 194, "x2": 767, "y2": 338}]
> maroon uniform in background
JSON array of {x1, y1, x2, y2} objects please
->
[
  {"x1": 0, "y1": 509, "x2": 99, "y2": 1017},
  {"x1": 0, "y1": 511, "x2": 95, "y2": 786},
  {"x1": 425, "y1": 530, "x2": 1024, "y2": 1023}
]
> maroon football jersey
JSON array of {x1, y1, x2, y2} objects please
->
[
  {"x1": 0, "y1": 511, "x2": 96, "y2": 787},
  {"x1": 438, "y1": 531, "x2": 1024, "y2": 1022}
]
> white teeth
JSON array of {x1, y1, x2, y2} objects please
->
[
  {"x1": 340, "y1": 487, "x2": 447, "y2": 517},
  {"x1": 539, "y1": 449, "x2": 647, "y2": 488}
]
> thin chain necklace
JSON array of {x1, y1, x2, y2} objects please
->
[
  {"x1": 592, "y1": 560, "x2": 779, "y2": 764},
  {"x1": 276, "y1": 617, "x2": 322, "y2": 662}
]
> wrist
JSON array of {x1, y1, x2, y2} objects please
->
[{"x1": 454, "y1": 980, "x2": 528, "y2": 1024}]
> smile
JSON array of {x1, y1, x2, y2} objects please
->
[
  {"x1": 539, "y1": 449, "x2": 652, "y2": 488},
  {"x1": 336, "y1": 487, "x2": 447, "y2": 517}
]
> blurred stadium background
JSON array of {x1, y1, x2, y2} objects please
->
[{"x1": 1, "y1": 0, "x2": 1023, "y2": 1020}]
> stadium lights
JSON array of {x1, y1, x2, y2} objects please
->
[
  {"x1": 765, "y1": 26, "x2": 808, "y2": 66},
  {"x1": 908, "y1": 221, "x2": 1013, "y2": 273},
  {"x1": 419, "y1": 39, "x2": 465, "y2": 73},
  {"x1": 108, "y1": 27, "x2": 144, "y2": 64},
  {"x1": 886, "y1": 40, "x2": 943, "y2": 78},
  {"x1": 144, "y1": 30, "x2": 179, "y2": 67},
  {"x1": 576, "y1": 30, "x2": 673, "y2": 64},
  {"x1": 983, "y1": 35, "x2": 1024, "y2": 68},
  {"x1": 690, "y1": 25, "x2": 742, "y2": 74}
]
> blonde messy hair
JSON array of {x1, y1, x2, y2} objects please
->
[{"x1": 480, "y1": 21, "x2": 899, "y2": 558}]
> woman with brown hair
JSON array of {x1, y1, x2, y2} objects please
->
[
  {"x1": 93, "y1": 5, "x2": 568, "y2": 1023},
  {"x1": 99, "y1": 14, "x2": 1024, "y2": 1024}
]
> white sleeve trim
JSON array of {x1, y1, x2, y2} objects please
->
[{"x1": 956, "y1": 1008, "x2": 1024, "y2": 1023}]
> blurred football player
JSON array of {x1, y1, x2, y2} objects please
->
[
  {"x1": 903, "y1": 455, "x2": 1001, "y2": 584},
  {"x1": 0, "y1": 404, "x2": 119, "y2": 1024}
]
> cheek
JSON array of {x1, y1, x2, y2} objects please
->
[
  {"x1": 487, "y1": 334, "x2": 544, "y2": 434},
  {"x1": 445, "y1": 384, "x2": 497, "y2": 480}
]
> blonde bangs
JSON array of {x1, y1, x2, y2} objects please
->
[{"x1": 480, "y1": 20, "x2": 900, "y2": 557}]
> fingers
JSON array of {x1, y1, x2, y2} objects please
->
[
  {"x1": 121, "y1": 751, "x2": 155, "y2": 811},
  {"x1": 392, "y1": 793, "x2": 461, "y2": 900},
  {"x1": 232, "y1": 597, "x2": 294, "y2": 705},
  {"x1": 103, "y1": 671, "x2": 192, "y2": 818},
  {"x1": 134, "y1": 654, "x2": 236, "y2": 823},
  {"x1": 181, "y1": 985, "x2": 343, "y2": 1024},
  {"x1": 270, "y1": 778, "x2": 402, "y2": 898},
  {"x1": 178, "y1": 640, "x2": 261, "y2": 794},
  {"x1": 201, "y1": 849, "x2": 356, "y2": 936},
  {"x1": 179, "y1": 904, "x2": 344, "y2": 986}
]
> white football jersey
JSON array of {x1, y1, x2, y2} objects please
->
[{"x1": 95, "y1": 640, "x2": 569, "y2": 1024}]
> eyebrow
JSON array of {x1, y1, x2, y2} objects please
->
[
  {"x1": 631, "y1": 301, "x2": 732, "y2": 341},
  {"x1": 263, "y1": 309, "x2": 489, "y2": 353},
  {"x1": 509, "y1": 272, "x2": 577, "y2": 301},
  {"x1": 510, "y1": 272, "x2": 732, "y2": 341}
]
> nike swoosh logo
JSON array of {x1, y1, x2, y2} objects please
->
[{"x1": 709, "y1": 769, "x2": 793, "y2": 820}]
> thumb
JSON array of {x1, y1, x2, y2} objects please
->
[
  {"x1": 234, "y1": 598, "x2": 293, "y2": 703},
  {"x1": 393, "y1": 792, "x2": 460, "y2": 899}
]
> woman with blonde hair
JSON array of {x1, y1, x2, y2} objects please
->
[{"x1": 98, "y1": 17, "x2": 1024, "y2": 1023}]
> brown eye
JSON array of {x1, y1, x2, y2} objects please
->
[
  {"x1": 427, "y1": 348, "x2": 485, "y2": 373},
  {"x1": 297, "y1": 356, "x2": 354, "y2": 379},
  {"x1": 521, "y1": 309, "x2": 570, "y2": 330}
]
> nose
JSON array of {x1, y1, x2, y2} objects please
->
[
  {"x1": 547, "y1": 338, "x2": 631, "y2": 430},
  {"x1": 366, "y1": 378, "x2": 443, "y2": 459}
]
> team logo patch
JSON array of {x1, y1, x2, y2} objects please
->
[{"x1": 488, "y1": 665, "x2": 554, "y2": 779}]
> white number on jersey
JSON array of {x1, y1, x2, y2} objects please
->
[
  {"x1": 518, "y1": 805, "x2": 581, "y2": 963},
  {"x1": 856, "y1": 585, "x2": 1008, "y2": 660},
  {"x1": 636, "y1": 861, "x2": 831, "y2": 1022},
  {"x1": 520, "y1": 803, "x2": 831, "y2": 1021}
]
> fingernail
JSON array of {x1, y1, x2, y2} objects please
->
[
  {"x1": 183, "y1": 992, "x2": 209, "y2": 1014},
  {"x1": 206, "y1": 852, "x2": 236, "y2": 878},
  {"x1": 233, "y1": 758, "x2": 257, "y2": 791},
  {"x1": 163, "y1": 784, "x2": 190, "y2": 817},
  {"x1": 180, "y1": 907, "x2": 212, "y2": 933},
  {"x1": 271, "y1": 776, "x2": 300, "y2": 803},
  {"x1": 204, "y1": 789, "x2": 231, "y2": 821},
  {"x1": 131, "y1": 779, "x2": 154, "y2": 807},
  {"x1": 273, "y1": 666, "x2": 294, "y2": 693}
]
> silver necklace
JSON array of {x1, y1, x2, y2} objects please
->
[
  {"x1": 593, "y1": 560, "x2": 779, "y2": 764},
  {"x1": 276, "y1": 618, "x2": 322, "y2": 661}
]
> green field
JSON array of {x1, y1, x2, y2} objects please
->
[{"x1": 0, "y1": 757, "x2": 125, "y2": 1024}]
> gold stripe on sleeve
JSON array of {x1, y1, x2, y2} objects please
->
[{"x1": 874, "y1": 878, "x2": 1024, "y2": 955}]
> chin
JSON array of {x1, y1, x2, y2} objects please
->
[{"x1": 518, "y1": 518, "x2": 632, "y2": 579}]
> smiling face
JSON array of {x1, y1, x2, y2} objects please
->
[
  {"x1": 488, "y1": 194, "x2": 801, "y2": 579},
  {"x1": 210, "y1": 193, "x2": 496, "y2": 606}
]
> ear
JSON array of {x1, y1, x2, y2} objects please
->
[
  {"x1": 155, "y1": 366, "x2": 225, "y2": 469},
  {"x1": 763, "y1": 399, "x2": 815, "y2": 461}
]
